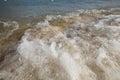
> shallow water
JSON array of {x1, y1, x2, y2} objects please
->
[
  {"x1": 0, "y1": 8, "x2": 120, "y2": 80},
  {"x1": 0, "y1": 0, "x2": 120, "y2": 20}
]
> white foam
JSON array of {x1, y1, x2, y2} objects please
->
[
  {"x1": 1, "y1": 9, "x2": 120, "y2": 80},
  {"x1": 18, "y1": 11, "x2": 120, "y2": 79}
]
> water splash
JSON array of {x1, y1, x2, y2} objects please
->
[
  {"x1": 0, "y1": 8, "x2": 120, "y2": 80},
  {"x1": 0, "y1": 21, "x2": 19, "y2": 40}
]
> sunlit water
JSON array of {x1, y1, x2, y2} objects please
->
[{"x1": 0, "y1": 8, "x2": 120, "y2": 80}]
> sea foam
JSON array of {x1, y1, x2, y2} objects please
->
[{"x1": 0, "y1": 8, "x2": 120, "y2": 80}]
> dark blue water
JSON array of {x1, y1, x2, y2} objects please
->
[{"x1": 0, "y1": 0, "x2": 120, "y2": 20}]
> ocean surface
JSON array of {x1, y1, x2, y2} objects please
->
[
  {"x1": 0, "y1": 0, "x2": 120, "y2": 80},
  {"x1": 0, "y1": 0, "x2": 120, "y2": 20}
]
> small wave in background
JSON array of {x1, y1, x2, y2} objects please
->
[{"x1": 0, "y1": 8, "x2": 120, "y2": 80}]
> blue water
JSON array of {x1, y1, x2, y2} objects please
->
[{"x1": 0, "y1": 0, "x2": 120, "y2": 20}]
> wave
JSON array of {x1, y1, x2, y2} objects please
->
[
  {"x1": 0, "y1": 8, "x2": 120, "y2": 80},
  {"x1": 0, "y1": 21, "x2": 19, "y2": 40}
]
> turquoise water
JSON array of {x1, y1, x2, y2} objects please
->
[{"x1": 0, "y1": 0, "x2": 120, "y2": 20}]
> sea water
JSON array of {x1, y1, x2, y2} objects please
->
[
  {"x1": 0, "y1": 0, "x2": 120, "y2": 20},
  {"x1": 0, "y1": 0, "x2": 120, "y2": 80}
]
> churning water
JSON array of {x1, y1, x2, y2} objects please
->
[
  {"x1": 0, "y1": 8, "x2": 120, "y2": 80},
  {"x1": 0, "y1": 0, "x2": 120, "y2": 80}
]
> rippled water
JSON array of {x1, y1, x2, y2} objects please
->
[
  {"x1": 0, "y1": 0, "x2": 120, "y2": 20},
  {"x1": 0, "y1": 8, "x2": 120, "y2": 80}
]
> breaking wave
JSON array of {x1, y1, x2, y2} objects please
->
[
  {"x1": 0, "y1": 8, "x2": 120, "y2": 80},
  {"x1": 0, "y1": 21, "x2": 19, "y2": 40}
]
